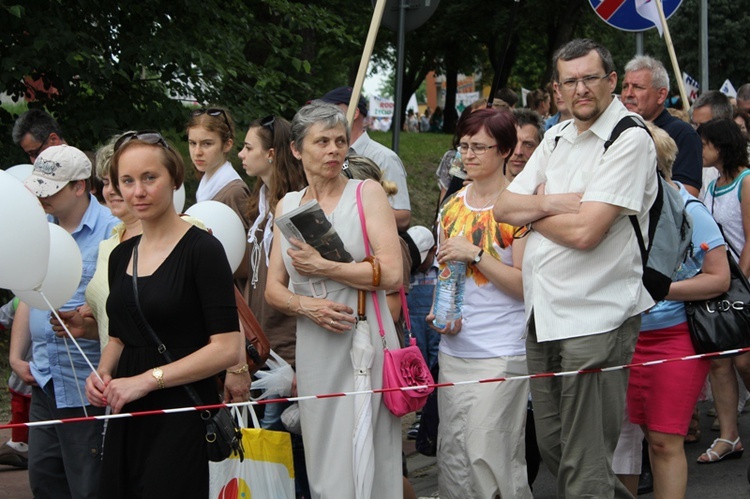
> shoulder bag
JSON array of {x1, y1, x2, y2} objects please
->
[
  {"x1": 131, "y1": 243, "x2": 244, "y2": 462},
  {"x1": 355, "y1": 181, "x2": 434, "y2": 417},
  {"x1": 685, "y1": 219, "x2": 750, "y2": 354},
  {"x1": 234, "y1": 286, "x2": 270, "y2": 373}
]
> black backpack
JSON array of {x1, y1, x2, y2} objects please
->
[{"x1": 554, "y1": 116, "x2": 693, "y2": 301}]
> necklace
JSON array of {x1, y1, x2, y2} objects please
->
[{"x1": 469, "y1": 184, "x2": 501, "y2": 210}]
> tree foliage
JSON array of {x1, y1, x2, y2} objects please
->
[{"x1": 0, "y1": 0, "x2": 358, "y2": 165}]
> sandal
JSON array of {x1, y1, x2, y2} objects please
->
[
  {"x1": 685, "y1": 408, "x2": 701, "y2": 444},
  {"x1": 697, "y1": 437, "x2": 744, "y2": 464}
]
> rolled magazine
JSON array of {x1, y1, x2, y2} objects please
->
[{"x1": 275, "y1": 200, "x2": 353, "y2": 263}]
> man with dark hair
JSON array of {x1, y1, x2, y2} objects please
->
[
  {"x1": 690, "y1": 90, "x2": 733, "y2": 127},
  {"x1": 508, "y1": 108, "x2": 544, "y2": 179},
  {"x1": 10, "y1": 145, "x2": 117, "y2": 498},
  {"x1": 11, "y1": 109, "x2": 66, "y2": 163},
  {"x1": 319, "y1": 86, "x2": 411, "y2": 230},
  {"x1": 494, "y1": 38, "x2": 657, "y2": 498},
  {"x1": 622, "y1": 55, "x2": 703, "y2": 196},
  {"x1": 495, "y1": 87, "x2": 519, "y2": 108}
]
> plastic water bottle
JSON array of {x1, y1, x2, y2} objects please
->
[
  {"x1": 432, "y1": 260, "x2": 467, "y2": 329},
  {"x1": 673, "y1": 242, "x2": 709, "y2": 281},
  {"x1": 448, "y1": 150, "x2": 467, "y2": 180}
]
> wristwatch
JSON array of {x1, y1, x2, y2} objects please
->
[
  {"x1": 152, "y1": 367, "x2": 165, "y2": 389},
  {"x1": 473, "y1": 249, "x2": 484, "y2": 264}
]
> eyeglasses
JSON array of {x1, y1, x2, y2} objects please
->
[
  {"x1": 192, "y1": 107, "x2": 230, "y2": 128},
  {"x1": 558, "y1": 73, "x2": 612, "y2": 92},
  {"x1": 28, "y1": 133, "x2": 51, "y2": 160},
  {"x1": 457, "y1": 143, "x2": 497, "y2": 156},
  {"x1": 114, "y1": 131, "x2": 170, "y2": 152},
  {"x1": 261, "y1": 115, "x2": 275, "y2": 136}
]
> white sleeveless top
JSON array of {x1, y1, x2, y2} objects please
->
[{"x1": 704, "y1": 169, "x2": 750, "y2": 257}]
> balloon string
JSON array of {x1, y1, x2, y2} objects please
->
[
  {"x1": 38, "y1": 290, "x2": 103, "y2": 384},
  {"x1": 61, "y1": 335, "x2": 89, "y2": 418}
]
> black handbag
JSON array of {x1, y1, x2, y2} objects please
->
[
  {"x1": 685, "y1": 236, "x2": 750, "y2": 355},
  {"x1": 131, "y1": 243, "x2": 244, "y2": 462}
]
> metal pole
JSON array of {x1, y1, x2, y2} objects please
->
[
  {"x1": 391, "y1": 0, "x2": 407, "y2": 153},
  {"x1": 700, "y1": 0, "x2": 708, "y2": 93},
  {"x1": 635, "y1": 32, "x2": 643, "y2": 56}
]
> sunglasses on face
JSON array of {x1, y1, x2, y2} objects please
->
[
  {"x1": 28, "y1": 133, "x2": 52, "y2": 159},
  {"x1": 114, "y1": 131, "x2": 170, "y2": 152},
  {"x1": 192, "y1": 107, "x2": 230, "y2": 128}
]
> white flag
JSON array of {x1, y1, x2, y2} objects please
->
[
  {"x1": 683, "y1": 72, "x2": 700, "y2": 104},
  {"x1": 635, "y1": 0, "x2": 663, "y2": 37},
  {"x1": 720, "y1": 79, "x2": 737, "y2": 98}
]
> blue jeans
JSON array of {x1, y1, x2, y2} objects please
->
[{"x1": 406, "y1": 282, "x2": 440, "y2": 368}]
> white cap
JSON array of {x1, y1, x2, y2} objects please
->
[
  {"x1": 406, "y1": 225, "x2": 435, "y2": 265},
  {"x1": 25, "y1": 145, "x2": 91, "y2": 198}
]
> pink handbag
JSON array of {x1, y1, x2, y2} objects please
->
[{"x1": 356, "y1": 181, "x2": 434, "y2": 417}]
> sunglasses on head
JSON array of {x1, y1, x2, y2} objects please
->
[
  {"x1": 114, "y1": 131, "x2": 170, "y2": 152},
  {"x1": 192, "y1": 107, "x2": 230, "y2": 128},
  {"x1": 261, "y1": 115, "x2": 275, "y2": 135}
]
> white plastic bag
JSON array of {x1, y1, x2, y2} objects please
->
[
  {"x1": 209, "y1": 407, "x2": 295, "y2": 499},
  {"x1": 251, "y1": 350, "x2": 295, "y2": 399}
]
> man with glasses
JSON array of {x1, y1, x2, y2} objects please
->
[
  {"x1": 319, "y1": 87, "x2": 412, "y2": 231},
  {"x1": 11, "y1": 109, "x2": 67, "y2": 163},
  {"x1": 10, "y1": 145, "x2": 117, "y2": 498},
  {"x1": 494, "y1": 38, "x2": 658, "y2": 498},
  {"x1": 622, "y1": 55, "x2": 703, "y2": 197}
]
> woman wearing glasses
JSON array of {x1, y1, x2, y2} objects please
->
[
  {"x1": 85, "y1": 132, "x2": 243, "y2": 498},
  {"x1": 428, "y1": 107, "x2": 532, "y2": 499},
  {"x1": 265, "y1": 102, "x2": 403, "y2": 498}
]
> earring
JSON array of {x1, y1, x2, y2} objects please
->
[{"x1": 268, "y1": 158, "x2": 273, "y2": 164}]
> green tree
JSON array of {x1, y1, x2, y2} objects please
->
[{"x1": 0, "y1": 0, "x2": 356, "y2": 166}]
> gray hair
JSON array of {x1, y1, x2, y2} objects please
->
[
  {"x1": 95, "y1": 134, "x2": 125, "y2": 179},
  {"x1": 691, "y1": 90, "x2": 733, "y2": 120},
  {"x1": 624, "y1": 55, "x2": 670, "y2": 90},
  {"x1": 512, "y1": 108, "x2": 544, "y2": 142},
  {"x1": 290, "y1": 101, "x2": 350, "y2": 152},
  {"x1": 11, "y1": 109, "x2": 64, "y2": 145},
  {"x1": 552, "y1": 39, "x2": 615, "y2": 82},
  {"x1": 737, "y1": 83, "x2": 750, "y2": 102}
]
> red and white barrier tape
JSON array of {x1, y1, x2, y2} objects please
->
[{"x1": 3, "y1": 346, "x2": 748, "y2": 430}]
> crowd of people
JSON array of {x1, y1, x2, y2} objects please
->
[{"x1": 2, "y1": 35, "x2": 750, "y2": 499}]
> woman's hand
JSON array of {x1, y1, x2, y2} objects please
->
[
  {"x1": 102, "y1": 372, "x2": 152, "y2": 414},
  {"x1": 437, "y1": 236, "x2": 480, "y2": 265},
  {"x1": 287, "y1": 238, "x2": 332, "y2": 277},
  {"x1": 10, "y1": 358, "x2": 37, "y2": 386},
  {"x1": 85, "y1": 371, "x2": 111, "y2": 407},
  {"x1": 298, "y1": 295, "x2": 355, "y2": 333},
  {"x1": 426, "y1": 310, "x2": 462, "y2": 335},
  {"x1": 223, "y1": 370, "x2": 251, "y2": 403}
]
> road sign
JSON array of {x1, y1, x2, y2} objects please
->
[
  {"x1": 376, "y1": 0, "x2": 440, "y2": 33},
  {"x1": 589, "y1": 0, "x2": 682, "y2": 32}
]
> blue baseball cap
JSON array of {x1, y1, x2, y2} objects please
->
[{"x1": 319, "y1": 87, "x2": 368, "y2": 117}]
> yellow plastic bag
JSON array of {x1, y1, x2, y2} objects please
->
[{"x1": 209, "y1": 407, "x2": 295, "y2": 499}]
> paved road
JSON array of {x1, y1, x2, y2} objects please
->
[
  {"x1": 1, "y1": 400, "x2": 749, "y2": 498},
  {"x1": 407, "y1": 400, "x2": 750, "y2": 498}
]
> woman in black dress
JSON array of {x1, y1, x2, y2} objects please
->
[{"x1": 85, "y1": 131, "x2": 242, "y2": 498}]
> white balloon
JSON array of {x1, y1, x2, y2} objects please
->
[
  {"x1": 14, "y1": 224, "x2": 83, "y2": 310},
  {"x1": 0, "y1": 170, "x2": 50, "y2": 291},
  {"x1": 185, "y1": 200, "x2": 245, "y2": 273},
  {"x1": 173, "y1": 184, "x2": 186, "y2": 213},
  {"x1": 5, "y1": 164, "x2": 34, "y2": 182}
]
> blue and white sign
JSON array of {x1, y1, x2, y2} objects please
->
[{"x1": 589, "y1": 0, "x2": 682, "y2": 32}]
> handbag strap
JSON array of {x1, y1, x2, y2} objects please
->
[
  {"x1": 354, "y1": 181, "x2": 412, "y2": 341},
  {"x1": 131, "y1": 243, "x2": 206, "y2": 411}
]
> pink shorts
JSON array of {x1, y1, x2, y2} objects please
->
[{"x1": 627, "y1": 322, "x2": 710, "y2": 436}]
